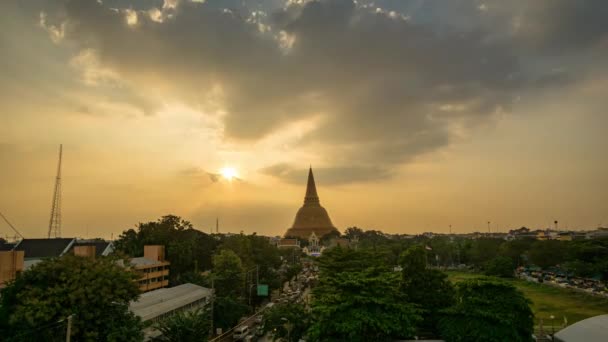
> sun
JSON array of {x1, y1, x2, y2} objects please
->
[{"x1": 219, "y1": 167, "x2": 238, "y2": 181}]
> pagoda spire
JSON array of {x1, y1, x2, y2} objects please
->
[{"x1": 304, "y1": 166, "x2": 320, "y2": 206}]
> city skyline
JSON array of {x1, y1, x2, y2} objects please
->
[{"x1": 1, "y1": 0, "x2": 607, "y2": 238}]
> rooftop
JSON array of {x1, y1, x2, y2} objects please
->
[
  {"x1": 129, "y1": 283, "x2": 212, "y2": 321},
  {"x1": 130, "y1": 257, "x2": 163, "y2": 267},
  {"x1": 14, "y1": 238, "x2": 75, "y2": 259},
  {"x1": 555, "y1": 314, "x2": 608, "y2": 342}
]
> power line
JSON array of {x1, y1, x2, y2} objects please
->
[{"x1": 0, "y1": 211, "x2": 25, "y2": 239}]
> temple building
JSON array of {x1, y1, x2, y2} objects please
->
[{"x1": 284, "y1": 167, "x2": 339, "y2": 240}]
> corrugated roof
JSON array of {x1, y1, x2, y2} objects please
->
[
  {"x1": 129, "y1": 283, "x2": 212, "y2": 321},
  {"x1": 555, "y1": 315, "x2": 608, "y2": 342},
  {"x1": 14, "y1": 238, "x2": 75, "y2": 259}
]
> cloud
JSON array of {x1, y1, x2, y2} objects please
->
[
  {"x1": 19, "y1": 0, "x2": 608, "y2": 183},
  {"x1": 179, "y1": 167, "x2": 243, "y2": 185},
  {"x1": 510, "y1": 0, "x2": 608, "y2": 53},
  {"x1": 261, "y1": 163, "x2": 391, "y2": 185}
]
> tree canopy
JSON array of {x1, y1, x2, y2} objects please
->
[
  {"x1": 113, "y1": 215, "x2": 218, "y2": 285},
  {"x1": 400, "y1": 246, "x2": 455, "y2": 335},
  {"x1": 438, "y1": 278, "x2": 534, "y2": 342},
  {"x1": 0, "y1": 255, "x2": 143, "y2": 342},
  {"x1": 156, "y1": 307, "x2": 210, "y2": 342},
  {"x1": 263, "y1": 303, "x2": 309, "y2": 342},
  {"x1": 309, "y1": 248, "x2": 420, "y2": 341},
  {"x1": 212, "y1": 249, "x2": 245, "y2": 299}
]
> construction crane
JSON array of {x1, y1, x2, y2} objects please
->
[
  {"x1": 48, "y1": 144, "x2": 62, "y2": 239},
  {"x1": 0, "y1": 211, "x2": 25, "y2": 239}
]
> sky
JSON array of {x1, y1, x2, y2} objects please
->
[{"x1": 1, "y1": 0, "x2": 607, "y2": 239}]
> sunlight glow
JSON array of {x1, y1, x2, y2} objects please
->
[{"x1": 220, "y1": 167, "x2": 238, "y2": 181}]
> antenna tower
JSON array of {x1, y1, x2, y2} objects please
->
[{"x1": 48, "y1": 144, "x2": 62, "y2": 238}]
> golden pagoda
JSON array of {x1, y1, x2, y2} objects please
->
[{"x1": 284, "y1": 167, "x2": 339, "y2": 240}]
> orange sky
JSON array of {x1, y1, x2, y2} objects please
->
[{"x1": 1, "y1": 1, "x2": 607, "y2": 238}]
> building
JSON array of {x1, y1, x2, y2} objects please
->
[
  {"x1": 11, "y1": 238, "x2": 114, "y2": 270},
  {"x1": 554, "y1": 314, "x2": 608, "y2": 342},
  {"x1": 68, "y1": 239, "x2": 114, "y2": 257},
  {"x1": 277, "y1": 238, "x2": 301, "y2": 249},
  {"x1": 284, "y1": 167, "x2": 339, "y2": 240},
  {"x1": 0, "y1": 250, "x2": 24, "y2": 288},
  {"x1": 586, "y1": 228, "x2": 608, "y2": 239},
  {"x1": 13, "y1": 238, "x2": 76, "y2": 269},
  {"x1": 131, "y1": 245, "x2": 170, "y2": 292},
  {"x1": 129, "y1": 283, "x2": 213, "y2": 340},
  {"x1": 0, "y1": 238, "x2": 113, "y2": 287},
  {"x1": 303, "y1": 232, "x2": 323, "y2": 256}
]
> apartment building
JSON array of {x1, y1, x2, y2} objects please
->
[{"x1": 131, "y1": 245, "x2": 170, "y2": 292}]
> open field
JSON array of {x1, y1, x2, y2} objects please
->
[{"x1": 446, "y1": 271, "x2": 608, "y2": 331}]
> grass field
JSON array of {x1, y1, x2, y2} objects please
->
[{"x1": 446, "y1": 271, "x2": 608, "y2": 331}]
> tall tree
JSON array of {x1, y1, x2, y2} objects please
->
[
  {"x1": 400, "y1": 246, "x2": 455, "y2": 335},
  {"x1": 438, "y1": 278, "x2": 534, "y2": 342},
  {"x1": 212, "y1": 249, "x2": 245, "y2": 299},
  {"x1": 0, "y1": 255, "x2": 143, "y2": 342}
]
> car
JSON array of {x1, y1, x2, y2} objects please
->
[{"x1": 233, "y1": 326, "x2": 249, "y2": 341}]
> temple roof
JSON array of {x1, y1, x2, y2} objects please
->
[
  {"x1": 304, "y1": 167, "x2": 319, "y2": 205},
  {"x1": 285, "y1": 167, "x2": 338, "y2": 239}
]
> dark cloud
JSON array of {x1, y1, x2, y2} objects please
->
[
  {"x1": 15, "y1": 0, "x2": 608, "y2": 184},
  {"x1": 511, "y1": 0, "x2": 608, "y2": 53},
  {"x1": 261, "y1": 163, "x2": 391, "y2": 185}
]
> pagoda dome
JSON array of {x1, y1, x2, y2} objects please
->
[{"x1": 284, "y1": 167, "x2": 339, "y2": 240}]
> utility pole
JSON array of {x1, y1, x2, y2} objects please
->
[
  {"x1": 210, "y1": 276, "x2": 215, "y2": 337},
  {"x1": 66, "y1": 315, "x2": 73, "y2": 342},
  {"x1": 487, "y1": 221, "x2": 491, "y2": 234}
]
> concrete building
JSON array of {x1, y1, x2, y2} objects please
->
[
  {"x1": 0, "y1": 250, "x2": 24, "y2": 287},
  {"x1": 129, "y1": 283, "x2": 213, "y2": 340},
  {"x1": 131, "y1": 245, "x2": 170, "y2": 292},
  {"x1": 284, "y1": 167, "x2": 339, "y2": 240}
]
